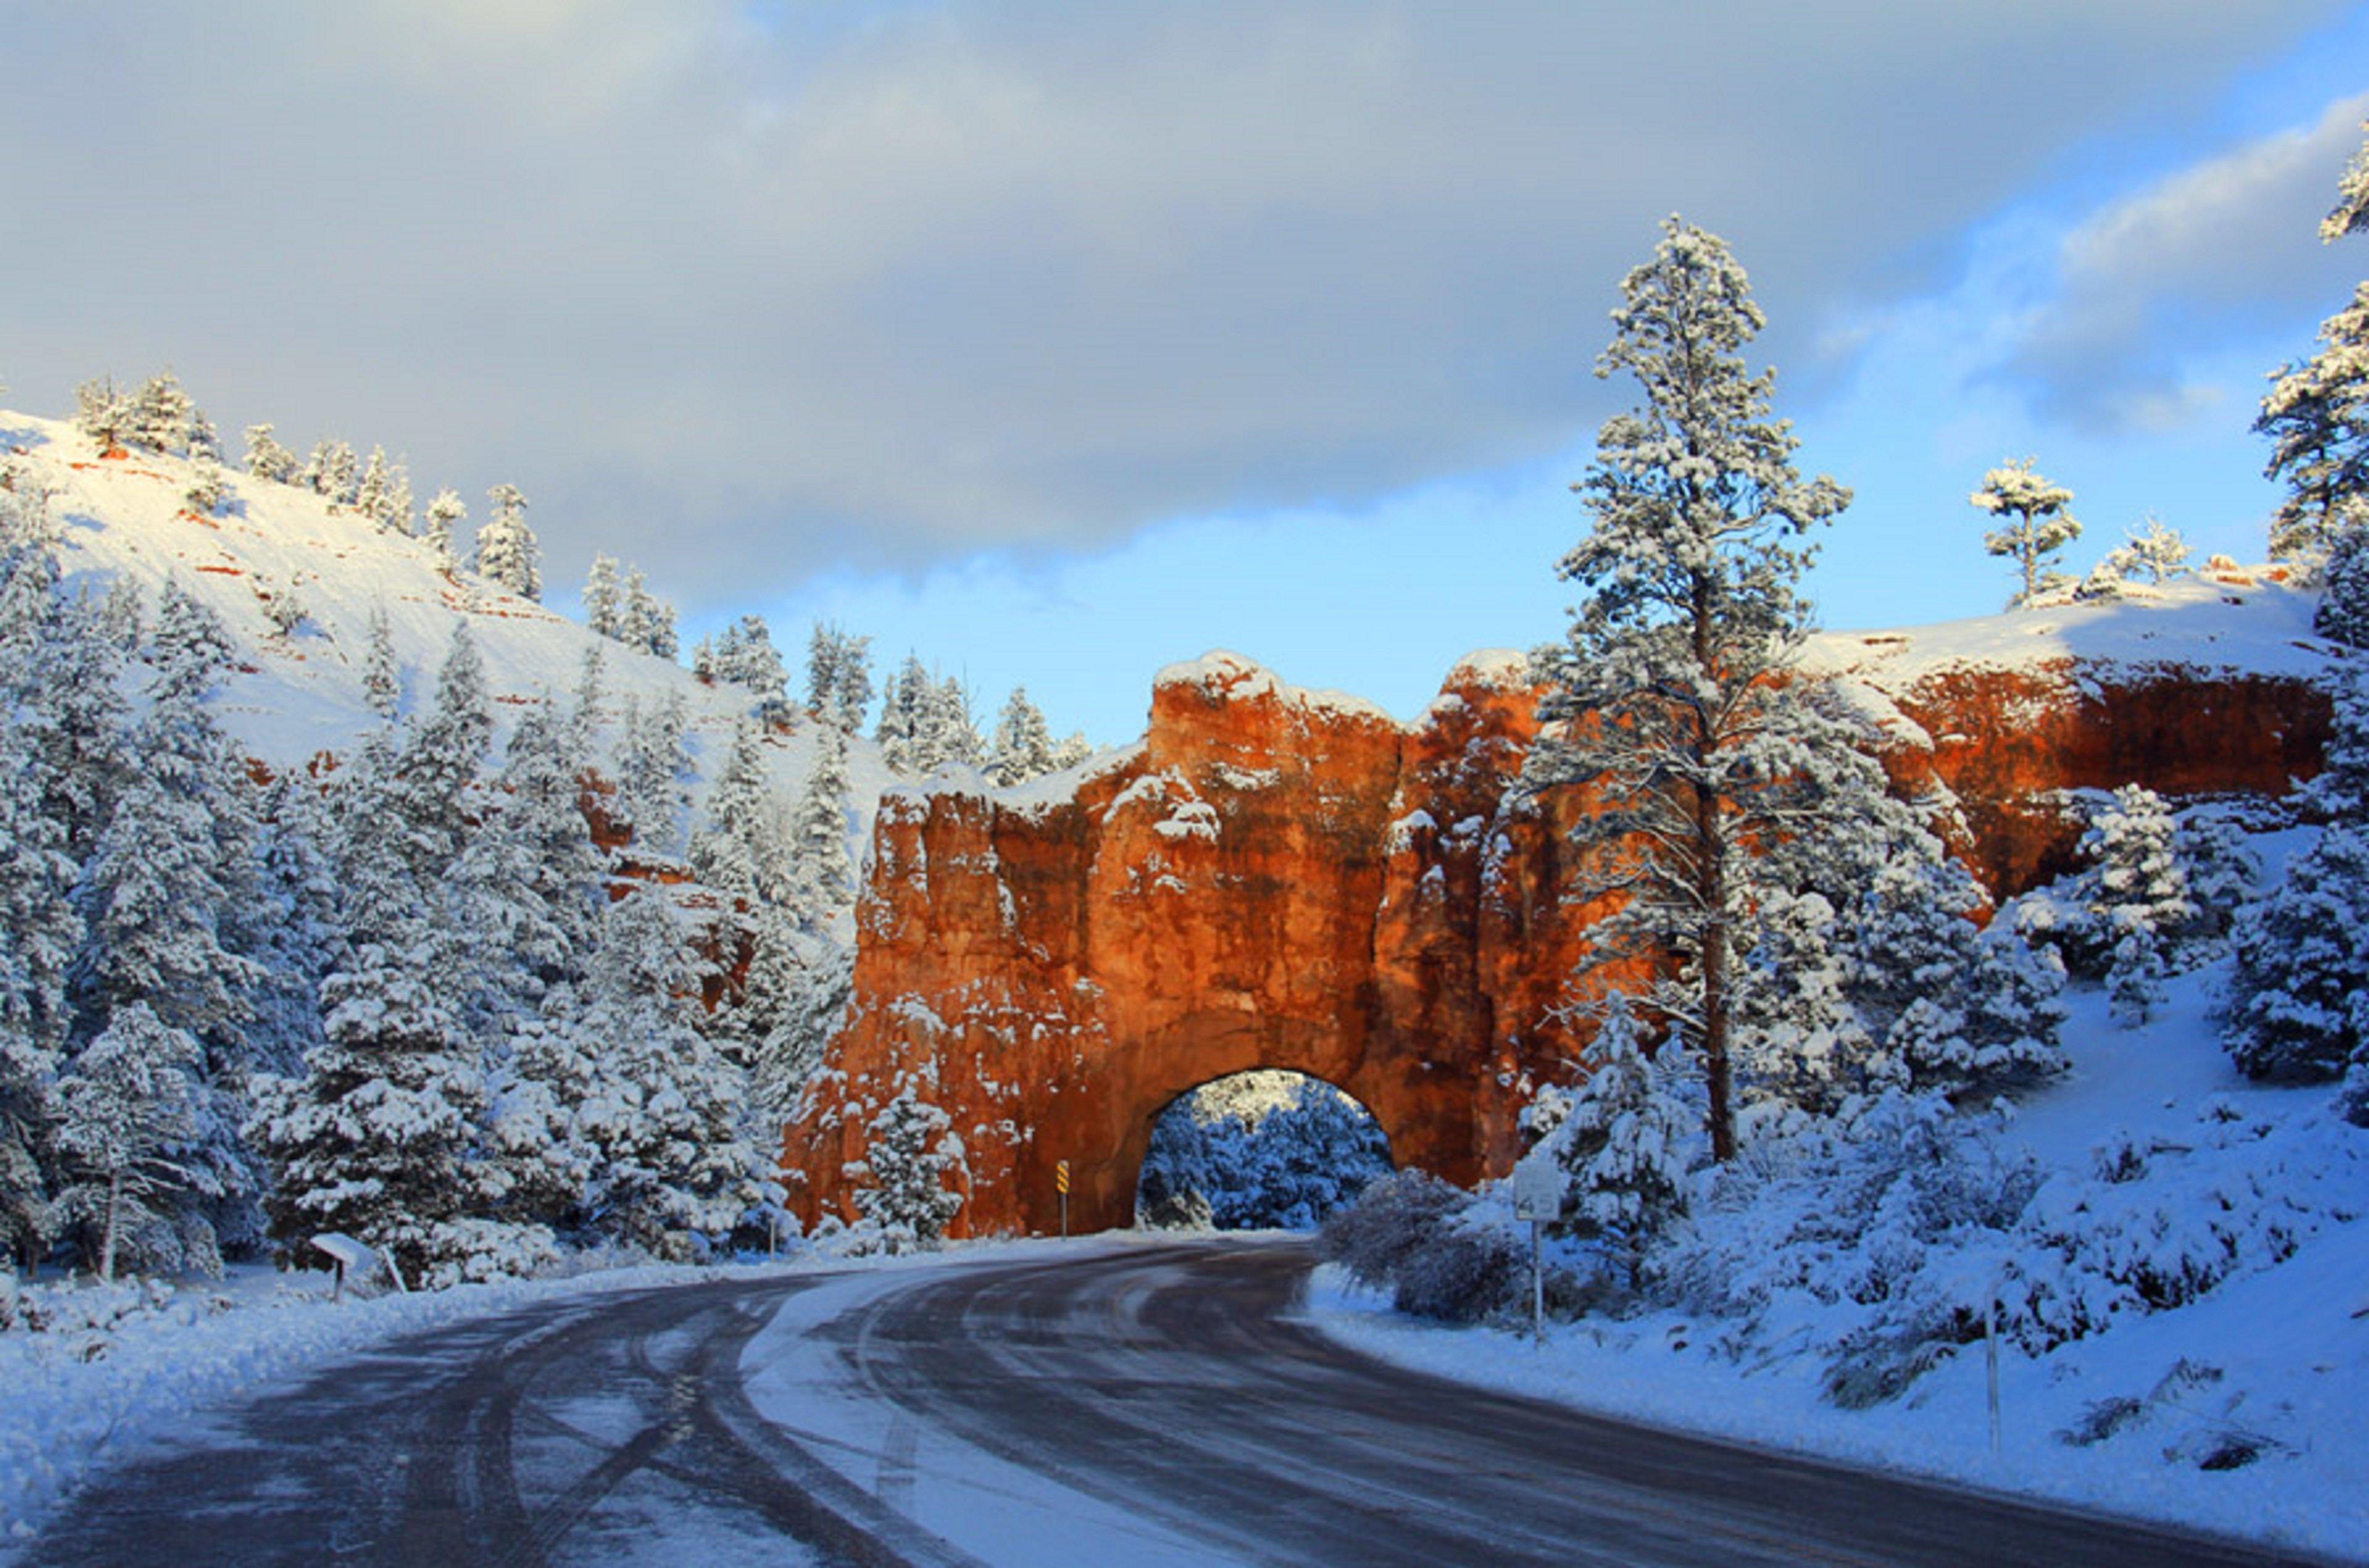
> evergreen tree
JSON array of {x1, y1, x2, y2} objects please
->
[
  {"x1": 846, "y1": 1089, "x2": 962, "y2": 1252},
  {"x1": 423, "y1": 489, "x2": 466, "y2": 575},
  {"x1": 363, "y1": 602, "x2": 400, "y2": 720},
  {"x1": 1536, "y1": 997, "x2": 1692, "y2": 1282},
  {"x1": 2322, "y1": 116, "x2": 2369, "y2": 245},
  {"x1": 751, "y1": 935, "x2": 851, "y2": 1125},
  {"x1": 803, "y1": 622, "x2": 842, "y2": 722},
  {"x1": 0, "y1": 714, "x2": 78, "y2": 1269},
  {"x1": 394, "y1": 624, "x2": 494, "y2": 886},
  {"x1": 1970, "y1": 458, "x2": 2081, "y2": 607},
  {"x1": 875, "y1": 655, "x2": 928, "y2": 774},
  {"x1": 183, "y1": 458, "x2": 229, "y2": 519},
  {"x1": 2082, "y1": 785, "x2": 2194, "y2": 1023},
  {"x1": 556, "y1": 888, "x2": 766, "y2": 1258},
  {"x1": 302, "y1": 439, "x2": 359, "y2": 503},
  {"x1": 788, "y1": 725, "x2": 854, "y2": 920},
  {"x1": 988, "y1": 685, "x2": 1057, "y2": 786},
  {"x1": 1524, "y1": 216, "x2": 1851, "y2": 1163},
  {"x1": 2317, "y1": 519, "x2": 2369, "y2": 646},
  {"x1": 2258, "y1": 300, "x2": 2369, "y2": 570},
  {"x1": 2223, "y1": 819, "x2": 2369, "y2": 1084},
  {"x1": 1052, "y1": 732, "x2": 1095, "y2": 770},
  {"x1": 611, "y1": 692, "x2": 693, "y2": 862},
  {"x1": 241, "y1": 424, "x2": 297, "y2": 484},
  {"x1": 123, "y1": 370, "x2": 206, "y2": 456},
  {"x1": 465, "y1": 695, "x2": 602, "y2": 1018},
  {"x1": 474, "y1": 483, "x2": 540, "y2": 600},
  {"x1": 616, "y1": 569, "x2": 677, "y2": 660},
  {"x1": 690, "y1": 720, "x2": 782, "y2": 908},
  {"x1": 833, "y1": 633, "x2": 874, "y2": 735},
  {"x1": 922, "y1": 671, "x2": 983, "y2": 771},
  {"x1": 52, "y1": 1004, "x2": 199, "y2": 1281},
  {"x1": 584, "y1": 554, "x2": 622, "y2": 640},
  {"x1": 73, "y1": 376, "x2": 130, "y2": 454}
]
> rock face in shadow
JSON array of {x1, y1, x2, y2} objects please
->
[{"x1": 787, "y1": 618, "x2": 2332, "y2": 1239}]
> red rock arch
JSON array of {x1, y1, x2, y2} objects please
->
[{"x1": 784, "y1": 631, "x2": 2331, "y2": 1240}]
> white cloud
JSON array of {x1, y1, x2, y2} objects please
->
[
  {"x1": 2007, "y1": 90, "x2": 2369, "y2": 427},
  {"x1": 0, "y1": 0, "x2": 2352, "y2": 605}
]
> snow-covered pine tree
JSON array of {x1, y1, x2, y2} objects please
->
[
  {"x1": 611, "y1": 691, "x2": 693, "y2": 862},
  {"x1": 554, "y1": 887, "x2": 766, "y2": 1258},
  {"x1": 752, "y1": 936, "x2": 851, "y2": 1126},
  {"x1": 584, "y1": 555, "x2": 622, "y2": 640},
  {"x1": 923, "y1": 671, "x2": 983, "y2": 771},
  {"x1": 475, "y1": 483, "x2": 541, "y2": 600},
  {"x1": 1052, "y1": 732, "x2": 1094, "y2": 770},
  {"x1": 73, "y1": 377, "x2": 130, "y2": 455},
  {"x1": 465, "y1": 694, "x2": 602, "y2": 1017},
  {"x1": 833, "y1": 633, "x2": 874, "y2": 735},
  {"x1": 2328, "y1": 117, "x2": 2369, "y2": 244},
  {"x1": 846, "y1": 1088, "x2": 963, "y2": 1252},
  {"x1": 183, "y1": 458, "x2": 229, "y2": 519},
  {"x1": 803, "y1": 623, "x2": 842, "y2": 723},
  {"x1": 124, "y1": 371, "x2": 204, "y2": 456},
  {"x1": 988, "y1": 686, "x2": 1057, "y2": 786},
  {"x1": 52, "y1": 1002, "x2": 200, "y2": 1281},
  {"x1": 353, "y1": 447, "x2": 391, "y2": 528},
  {"x1": 362, "y1": 602, "x2": 400, "y2": 720},
  {"x1": 875, "y1": 655, "x2": 927, "y2": 774},
  {"x1": 2087, "y1": 514, "x2": 2189, "y2": 592},
  {"x1": 2082, "y1": 785, "x2": 2194, "y2": 1022},
  {"x1": 302, "y1": 440, "x2": 359, "y2": 504},
  {"x1": 1970, "y1": 458, "x2": 2080, "y2": 607},
  {"x1": 242, "y1": 424, "x2": 297, "y2": 484},
  {"x1": 2317, "y1": 518, "x2": 2369, "y2": 647},
  {"x1": 787, "y1": 724, "x2": 854, "y2": 922},
  {"x1": 1524, "y1": 215, "x2": 1851, "y2": 1162},
  {"x1": 690, "y1": 720, "x2": 782, "y2": 909},
  {"x1": 239, "y1": 773, "x2": 340, "y2": 1080},
  {"x1": 0, "y1": 710, "x2": 79, "y2": 1270},
  {"x1": 2259, "y1": 126, "x2": 2369, "y2": 569},
  {"x1": 622, "y1": 570, "x2": 678, "y2": 660},
  {"x1": 423, "y1": 489, "x2": 466, "y2": 575},
  {"x1": 252, "y1": 892, "x2": 513, "y2": 1280},
  {"x1": 1536, "y1": 996, "x2": 1692, "y2": 1282},
  {"x1": 394, "y1": 624, "x2": 495, "y2": 885}
]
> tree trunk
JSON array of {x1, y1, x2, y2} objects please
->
[{"x1": 100, "y1": 1168, "x2": 121, "y2": 1284}]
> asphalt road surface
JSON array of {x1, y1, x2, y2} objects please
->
[{"x1": 21, "y1": 1239, "x2": 2317, "y2": 1567}]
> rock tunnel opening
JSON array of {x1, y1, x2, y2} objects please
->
[{"x1": 1133, "y1": 1070, "x2": 1394, "y2": 1232}]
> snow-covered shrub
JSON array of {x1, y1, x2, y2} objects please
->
[
  {"x1": 1390, "y1": 1214, "x2": 1524, "y2": 1324},
  {"x1": 2014, "y1": 1100, "x2": 2363, "y2": 1344},
  {"x1": 1657, "y1": 1093, "x2": 2041, "y2": 1402},
  {"x1": 1320, "y1": 1170, "x2": 1471, "y2": 1290},
  {"x1": 413, "y1": 1218, "x2": 564, "y2": 1290},
  {"x1": 1137, "y1": 1070, "x2": 1391, "y2": 1231}
]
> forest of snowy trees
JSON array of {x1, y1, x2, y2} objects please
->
[{"x1": 0, "y1": 464, "x2": 885, "y2": 1284}]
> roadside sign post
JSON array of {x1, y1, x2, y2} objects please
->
[
  {"x1": 1509, "y1": 1153, "x2": 1561, "y2": 1349},
  {"x1": 1056, "y1": 1160, "x2": 1071, "y2": 1239}
]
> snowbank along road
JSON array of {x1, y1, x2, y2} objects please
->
[{"x1": 20, "y1": 1237, "x2": 2313, "y2": 1566}]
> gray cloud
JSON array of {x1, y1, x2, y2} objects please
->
[
  {"x1": 0, "y1": 0, "x2": 2350, "y2": 606},
  {"x1": 2006, "y1": 89, "x2": 2369, "y2": 431}
]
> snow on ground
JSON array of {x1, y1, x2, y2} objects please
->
[
  {"x1": 1801, "y1": 572, "x2": 2336, "y2": 688},
  {"x1": 1305, "y1": 970, "x2": 2369, "y2": 1565},
  {"x1": 0, "y1": 1251, "x2": 835, "y2": 1551}
]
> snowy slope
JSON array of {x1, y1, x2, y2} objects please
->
[
  {"x1": 0, "y1": 408, "x2": 893, "y2": 852},
  {"x1": 1801, "y1": 572, "x2": 2337, "y2": 688}
]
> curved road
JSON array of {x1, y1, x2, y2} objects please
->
[{"x1": 23, "y1": 1239, "x2": 2312, "y2": 1567}]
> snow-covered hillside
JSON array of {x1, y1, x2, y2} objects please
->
[{"x1": 0, "y1": 408, "x2": 891, "y2": 849}]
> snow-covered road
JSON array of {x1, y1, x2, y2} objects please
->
[{"x1": 20, "y1": 1237, "x2": 2307, "y2": 1566}]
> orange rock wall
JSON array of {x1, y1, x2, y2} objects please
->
[{"x1": 784, "y1": 654, "x2": 2328, "y2": 1238}]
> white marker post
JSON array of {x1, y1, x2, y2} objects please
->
[{"x1": 1509, "y1": 1153, "x2": 1563, "y2": 1349}]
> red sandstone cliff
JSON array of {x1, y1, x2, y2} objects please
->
[{"x1": 787, "y1": 582, "x2": 2335, "y2": 1239}]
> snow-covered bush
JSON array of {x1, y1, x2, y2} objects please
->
[
  {"x1": 1137, "y1": 1070, "x2": 1391, "y2": 1231},
  {"x1": 1319, "y1": 1170, "x2": 1527, "y2": 1324}
]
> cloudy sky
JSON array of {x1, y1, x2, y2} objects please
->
[{"x1": 4, "y1": 1, "x2": 2367, "y2": 740}]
